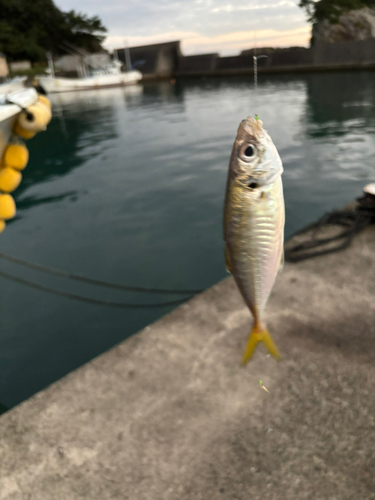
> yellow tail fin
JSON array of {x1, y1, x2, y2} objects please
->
[{"x1": 241, "y1": 322, "x2": 281, "y2": 365}]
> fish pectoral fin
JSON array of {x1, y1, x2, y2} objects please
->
[
  {"x1": 224, "y1": 245, "x2": 233, "y2": 274},
  {"x1": 241, "y1": 322, "x2": 281, "y2": 366},
  {"x1": 279, "y1": 249, "x2": 284, "y2": 273}
]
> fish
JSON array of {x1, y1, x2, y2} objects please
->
[{"x1": 223, "y1": 115, "x2": 285, "y2": 364}]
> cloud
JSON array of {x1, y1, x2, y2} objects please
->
[
  {"x1": 54, "y1": 0, "x2": 310, "y2": 55},
  {"x1": 104, "y1": 26, "x2": 310, "y2": 56},
  {"x1": 211, "y1": 1, "x2": 296, "y2": 13}
]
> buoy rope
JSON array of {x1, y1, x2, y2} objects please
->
[
  {"x1": 4, "y1": 98, "x2": 33, "y2": 121},
  {"x1": 0, "y1": 251, "x2": 204, "y2": 295},
  {"x1": 0, "y1": 269, "x2": 193, "y2": 308}
]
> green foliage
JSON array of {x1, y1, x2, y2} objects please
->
[
  {"x1": 299, "y1": 0, "x2": 375, "y2": 23},
  {"x1": 0, "y1": 0, "x2": 107, "y2": 62}
]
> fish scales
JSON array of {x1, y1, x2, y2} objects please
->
[{"x1": 230, "y1": 179, "x2": 283, "y2": 312}]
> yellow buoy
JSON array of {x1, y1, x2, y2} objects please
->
[
  {"x1": 2, "y1": 143, "x2": 29, "y2": 170},
  {"x1": 38, "y1": 95, "x2": 52, "y2": 108},
  {"x1": 0, "y1": 219, "x2": 5, "y2": 234},
  {"x1": 0, "y1": 194, "x2": 16, "y2": 219},
  {"x1": 13, "y1": 123, "x2": 36, "y2": 140},
  {"x1": 0, "y1": 167, "x2": 22, "y2": 193},
  {"x1": 17, "y1": 101, "x2": 52, "y2": 132}
]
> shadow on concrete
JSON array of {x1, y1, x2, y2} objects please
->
[
  {"x1": 283, "y1": 311, "x2": 375, "y2": 365},
  {"x1": 175, "y1": 351, "x2": 375, "y2": 500}
]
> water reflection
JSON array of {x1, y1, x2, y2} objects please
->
[
  {"x1": 13, "y1": 191, "x2": 78, "y2": 214},
  {"x1": 301, "y1": 72, "x2": 375, "y2": 187},
  {"x1": 14, "y1": 91, "x2": 121, "y2": 212},
  {"x1": 305, "y1": 71, "x2": 375, "y2": 135}
]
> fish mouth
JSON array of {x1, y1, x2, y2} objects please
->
[{"x1": 241, "y1": 116, "x2": 264, "y2": 139}]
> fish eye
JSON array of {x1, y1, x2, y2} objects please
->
[
  {"x1": 244, "y1": 145, "x2": 254, "y2": 157},
  {"x1": 239, "y1": 143, "x2": 256, "y2": 162}
]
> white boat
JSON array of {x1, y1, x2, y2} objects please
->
[
  {"x1": 37, "y1": 60, "x2": 142, "y2": 94},
  {"x1": 0, "y1": 87, "x2": 38, "y2": 156},
  {"x1": 0, "y1": 76, "x2": 27, "y2": 95}
]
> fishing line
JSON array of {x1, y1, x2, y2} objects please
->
[
  {"x1": 252, "y1": 31, "x2": 267, "y2": 116},
  {"x1": 0, "y1": 269, "x2": 193, "y2": 308},
  {"x1": 0, "y1": 252, "x2": 204, "y2": 295}
]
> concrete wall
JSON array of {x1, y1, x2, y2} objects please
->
[
  {"x1": 117, "y1": 41, "x2": 182, "y2": 79},
  {"x1": 240, "y1": 46, "x2": 313, "y2": 67},
  {"x1": 177, "y1": 39, "x2": 375, "y2": 77},
  {"x1": 176, "y1": 47, "x2": 314, "y2": 77},
  {"x1": 217, "y1": 55, "x2": 253, "y2": 72},
  {"x1": 313, "y1": 38, "x2": 375, "y2": 66},
  {"x1": 122, "y1": 38, "x2": 375, "y2": 80},
  {"x1": 177, "y1": 53, "x2": 219, "y2": 74},
  {"x1": 269, "y1": 48, "x2": 313, "y2": 67}
]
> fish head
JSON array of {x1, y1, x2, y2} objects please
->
[{"x1": 229, "y1": 116, "x2": 283, "y2": 188}]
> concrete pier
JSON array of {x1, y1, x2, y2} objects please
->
[{"x1": 1, "y1": 224, "x2": 375, "y2": 499}]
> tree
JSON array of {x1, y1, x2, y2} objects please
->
[
  {"x1": 63, "y1": 10, "x2": 107, "y2": 52},
  {"x1": 0, "y1": 0, "x2": 107, "y2": 62},
  {"x1": 299, "y1": 0, "x2": 375, "y2": 23}
]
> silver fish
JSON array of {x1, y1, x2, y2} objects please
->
[{"x1": 223, "y1": 115, "x2": 285, "y2": 364}]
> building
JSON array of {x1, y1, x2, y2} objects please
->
[{"x1": 116, "y1": 41, "x2": 181, "y2": 79}]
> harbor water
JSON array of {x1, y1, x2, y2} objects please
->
[{"x1": 1, "y1": 71, "x2": 375, "y2": 410}]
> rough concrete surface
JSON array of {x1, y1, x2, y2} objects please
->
[{"x1": 1, "y1": 226, "x2": 375, "y2": 500}]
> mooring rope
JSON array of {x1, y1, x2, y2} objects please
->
[
  {"x1": 0, "y1": 268, "x2": 193, "y2": 308},
  {"x1": 285, "y1": 196, "x2": 375, "y2": 263},
  {"x1": 0, "y1": 252, "x2": 204, "y2": 295},
  {"x1": 3, "y1": 193, "x2": 374, "y2": 305}
]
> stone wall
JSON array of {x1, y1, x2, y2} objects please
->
[{"x1": 312, "y1": 7, "x2": 375, "y2": 44}]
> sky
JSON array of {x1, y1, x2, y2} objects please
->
[{"x1": 54, "y1": 0, "x2": 311, "y2": 56}]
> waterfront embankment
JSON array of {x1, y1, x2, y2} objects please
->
[
  {"x1": 116, "y1": 38, "x2": 375, "y2": 80},
  {"x1": 0, "y1": 207, "x2": 374, "y2": 499}
]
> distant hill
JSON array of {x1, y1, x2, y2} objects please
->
[{"x1": 0, "y1": 0, "x2": 107, "y2": 62}]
